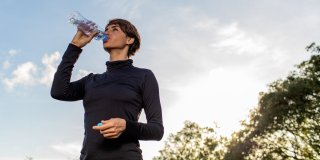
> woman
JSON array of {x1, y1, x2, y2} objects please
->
[{"x1": 51, "y1": 19, "x2": 164, "y2": 160}]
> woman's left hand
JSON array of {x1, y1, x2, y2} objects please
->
[{"x1": 92, "y1": 118, "x2": 126, "y2": 139}]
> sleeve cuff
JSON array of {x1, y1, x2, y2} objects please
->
[
  {"x1": 68, "y1": 43, "x2": 83, "y2": 52},
  {"x1": 121, "y1": 120, "x2": 139, "y2": 140},
  {"x1": 61, "y1": 43, "x2": 83, "y2": 62}
]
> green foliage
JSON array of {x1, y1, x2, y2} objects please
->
[
  {"x1": 155, "y1": 43, "x2": 320, "y2": 160},
  {"x1": 224, "y1": 43, "x2": 320, "y2": 159},
  {"x1": 25, "y1": 157, "x2": 33, "y2": 160},
  {"x1": 153, "y1": 121, "x2": 226, "y2": 160}
]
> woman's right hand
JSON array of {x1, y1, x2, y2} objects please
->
[{"x1": 71, "y1": 29, "x2": 98, "y2": 48}]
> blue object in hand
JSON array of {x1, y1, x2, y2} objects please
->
[{"x1": 97, "y1": 122, "x2": 103, "y2": 126}]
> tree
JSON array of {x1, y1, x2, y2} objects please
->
[
  {"x1": 153, "y1": 121, "x2": 226, "y2": 160},
  {"x1": 154, "y1": 43, "x2": 320, "y2": 160},
  {"x1": 224, "y1": 43, "x2": 320, "y2": 159},
  {"x1": 25, "y1": 157, "x2": 34, "y2": 160}
]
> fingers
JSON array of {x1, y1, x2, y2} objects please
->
[
  {"x1": 93, "y1": 124, "x2": 122, "y2": 139},
  {"x1": 92, "y1": 118, "x2": 126, "y2": 139},
  {"x1": 103, "y1": 132, "x2": 122, "y2": 139},
  {"x1": 71, "y1": 29, "x2": 98, "y2": 48},
  {"x1": 100, "y1": 126, "x2": 118, "y2": 134},
  {"x1": 92, "y1": 119, "x2": 112, "y2": 130},
  {"x1": 88, "y1": 31, "x2": 99, "y2": 40},
  {"x1": 100, "y1": 128, "x2": 123, "y2": 138}
]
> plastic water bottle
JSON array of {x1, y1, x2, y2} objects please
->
[{"x1": 68, "y1": 11, "x2": 108, "y2": 42}]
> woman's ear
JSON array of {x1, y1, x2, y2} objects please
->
[{"x1": 126, "y1": 37, "x2": 135, "y2": 45}]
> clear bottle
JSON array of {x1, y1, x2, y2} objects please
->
[{"x1": 68, "y1": 11, "x2": 108, "y2": 42}]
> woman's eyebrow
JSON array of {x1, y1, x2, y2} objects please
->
[{"x1": 105, "y1": 25, "x2": 120, "y2": 31}]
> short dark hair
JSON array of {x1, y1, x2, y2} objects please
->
[{"x1": 106, "y1": 19, "x2": 141, "y2": 57}]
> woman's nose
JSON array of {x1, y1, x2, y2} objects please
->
[{"x1": 105, "y1": 29, "x2": 110, "y2": 35}]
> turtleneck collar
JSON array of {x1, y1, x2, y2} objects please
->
[{"x1": 106, "y1": 59, "x2": 133, "y2": 72}]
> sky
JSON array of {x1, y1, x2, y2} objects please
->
[{"x1": 1, "y1": 0, "x2": 320, "y2": 159}]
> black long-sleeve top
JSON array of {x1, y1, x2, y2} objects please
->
[{"x1": 51, "y1": 44, "x2": 164, "y2": 160}]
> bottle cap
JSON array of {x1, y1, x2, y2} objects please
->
[{"x1": 102, "y1": 34, "x2": 108, "y2": 42}]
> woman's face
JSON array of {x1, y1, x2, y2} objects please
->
[{"x1": 103, "y1": 24, "x2": 131, "y2": 52}]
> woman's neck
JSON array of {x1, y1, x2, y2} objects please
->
[{"x1": 108, "y1": 49, "x2": 129, "y2": 61}]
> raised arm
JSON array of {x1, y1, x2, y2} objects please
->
[
  {"x1": 51, "y1": 43, "x2": 87, "y2": 101},
  {"x1": 51, "y1": 30, "x2": 97, "y2": 101}
]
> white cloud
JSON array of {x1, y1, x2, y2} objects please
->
[
  {"x1": 1, "y1": 49, "x2": 20, "y2": 70},
  {"x1": 211, "y1": 22, "x2": 267, "y2": 55},
  {"x1": 2, "y1": 51, "x2": 60, "y2": 90},
  {"x1": 143, "y1": 8, "x2": 269, "y2": 77},
  {"x1": 2, "y1": 60, "x2": 11, "y2": 69},
  {"x1": 138, "y1": 5, "x2": 296, "y2": 92},
  {"x1": 51, "y1": 142, "x2": 81, "y2": 158},
  {"x1": 72, "y1": 69, "x2": 92, "y2": 81},
  {"x1": 124, "y1": 0, "x2": 144, "y2": 19},
  {"x1": 3, "y1": 62, "x2": 38, "y2": 90},
  {"x1": 39, "y1": 52, "x2": 60, "y2": 86},
  {"x1": 1, "y1": 51, "x2": 94, "y2": 91},
  {"x1": 164, "y1": 67, "x2": 266, "y2": 137},
  {"x1": 8, "y1": 49, "x2": 19, "y2": 56}
]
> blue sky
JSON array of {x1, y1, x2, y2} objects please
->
[{"x1": 1, "y1": 0, "x2": 320, "y2": 159}]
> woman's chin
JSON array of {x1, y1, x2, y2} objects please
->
[{"x1": 103, "y1": 47, "x2": 111, "y2": 53}]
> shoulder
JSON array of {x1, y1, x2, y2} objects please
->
[
  {"x1": 132, "y1": 67, "x2": 159, "y2": 87},
  {"x1": 90, "y1": 72, "x2": 107, "y2": 79},
  {"x1": 132, "y1": 66, "x2": 153, "y2": 74},
  {"x1": 131, "y1": 66, "x2": 156, "y2": 79},
  {"x1": 80, "y1": 72, "x2": 106, "y2": 82}
]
